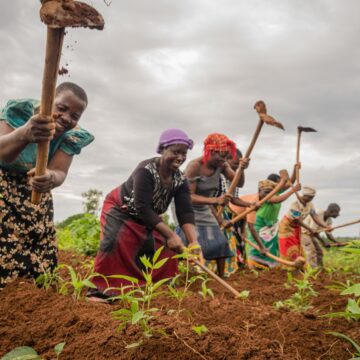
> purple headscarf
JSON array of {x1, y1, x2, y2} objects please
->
[{"x1": 156, "y1": 128, "x2": 194, "y2": 154}]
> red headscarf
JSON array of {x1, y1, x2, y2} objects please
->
[{"x1": 202, "y1": 133, "x2": 236, "y2": 163}]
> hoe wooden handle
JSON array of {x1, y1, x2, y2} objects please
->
[
  {"x1": 244, "y1": 238, "x2": 304, "y2": 268},
  {"x1": 216, "y1": 118, "x2": 264, "y2": 217},
  {"x1": 193, "y1": 260, "x2": 242, "y2": 298},
  {"x1": 224, "y1": 170, "x2": 289, "y2": 228},
  {"x1": 295, "y1": 129, "x2": 301, "y2": 184},
  {"x1": 315, "y1": 218, "x2": 360, "y2": 233},
  {"x1": 31, "y1": 27, "x2": 64, "y2": 204}
]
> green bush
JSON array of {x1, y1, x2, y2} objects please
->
[
  {"x1": 57, "y1": 213, "x2": 100, "y2": 256},
  {"x1": 324, "y1": 240, "x2": 360, "y2": 274},
  {"x1": 56, "y1": 213, "x2": 84, "y2": 229}
]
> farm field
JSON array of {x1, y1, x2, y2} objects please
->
[{"x1": 1, "y1": 246, "x2": 359, "y2": 360}]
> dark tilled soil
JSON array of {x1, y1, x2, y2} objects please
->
[{"x1": 0, "y1": 251, "x2": 358, "y2": 360}]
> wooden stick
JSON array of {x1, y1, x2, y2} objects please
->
[
  {"x1": 216, "y1": 119, "x2": 264, "y2": 217},
  {"x1": 244, "y1": 238, "x2": 305, "y2": 268},
  {"x1": 216, "y1": 101, "x2": 284, "y2": 217},
  {"x1": 193, "y1": 260, "x2": 242, "y2": 298},
  {"x1": 224, "y1": 170, "x2": 289, "y2": 228},
  {"x1": 295, "y1": 128, "x2": 301, "y2": 184},
  {"x1": 315, "y1": 218, "x2": 360, "y2": 233},
  {"x1": 328, "y1": 242, "x2": 351, "y2": 247},
  {"x1": 31, "y1": 27, "x2": 65, "y2": 204}
]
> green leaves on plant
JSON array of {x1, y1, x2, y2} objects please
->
[
  {"x1": 324, "y1": 280, "x2": 360, "y2": 321},
  {"x1": 273, "y1": 267, "x2": 318, "y2": 312},
  {"x1": 57, "y1": 214, "x2": 100, "y2": 256},
  {"x1": 341, "y1": 284, "x2": 360, "y2": 297},
  {"x1": 1, "y1": 347, "x2": 41, "y2": 360},
  {"x1": 107, "y1": 274, "x2": 139, "y2": 284},
  {"x1": 238, "y1": 290, "x2": 250, "y2": 300},
  {"x1": 56, "y1": 264, "x2": 105, "y2": 300},
  {"x1": 110, "y1": 247, "x2": 169, "y2": 337},
  {"x1": 199, "y1": 279, "x2": 214, "y2": 299},
  {"x1": 54, "y1": 342, "x2": 66, "y2": 359},
  {"x1": 140, "y1": 256, "x2": 153, "y2": 270},
  {"x1": 192, "y1": 324, "x2": 208, "y2": 336}
]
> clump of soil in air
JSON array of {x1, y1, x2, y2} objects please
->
[
  {"x1": 58, "y1": 66, "x2": 68, "y2": 75},
  {"x1": 40, "y1": 1, "x2": 104, "y2": 30}
]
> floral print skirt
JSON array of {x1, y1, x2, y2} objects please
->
[{"x1": 0, "y1": 168, "x2": 57, "y2": 288}]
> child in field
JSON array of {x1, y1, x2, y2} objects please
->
[{"x1": 0, "y1": 82, "x2": 94, "y2": 288}]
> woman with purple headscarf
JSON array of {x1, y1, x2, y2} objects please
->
[{"x1": 90, "y1": 129, "x2": 198, "y2": 300}]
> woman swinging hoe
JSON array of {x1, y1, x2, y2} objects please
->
[
  {"x1": 90, "y1": 129, "x2": 199, "y2": 300},
  {"x1": 278, "y1": 186, "x2": 330, "y2": 264}
]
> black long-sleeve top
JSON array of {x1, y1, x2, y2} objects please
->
[{"x1": 121, "y1": 158, "x2": 194, "y2": 228}]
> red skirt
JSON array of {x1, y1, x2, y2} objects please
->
[
  {"x1": 278, "y1": 215, "x2": 302, "y2": 261},
  {"x1": 92, "y1": 187, "x2": 178, "y2": 295}
]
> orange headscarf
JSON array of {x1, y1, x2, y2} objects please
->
[{"x1": 203, "y1": 133, "x2": 236, "y2": 163}]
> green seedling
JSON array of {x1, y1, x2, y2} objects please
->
[
  {"x1": 238, "y1": 290, "x2": 250, "y2": 300},
  {"x1": 274, "y1": 267, "x2": 318, "y2": 312},
  {"x1": 1, "y1": 342, "x2": 66, "y2": 360},
  {"x1": 325, "y1": 280, "x2": 354, "y2": 292},
  {"x1": 35, "y1": 267, "x2": 62, "y2": 291},
  {"x1": 192, "y1": 324, "x2": 208, "y2": 336},
  {"x1": 324, "y1": 298, "x2": 360, "y2": 321},
  {"x1": 169, "y1": 244, "x2": 207, "y2": 310},
  {"x1": 110, "y1": 246, "x2": 171, "y2": 337},
  {"x1": 54, "y1": 342, "x2": 66, "y2": 360},
  {"x1": 1, "y1": 346, "x2": 41, "y2": 360},
  {"x1": 198, "y1": 278, "x2": 214, "y2": 299},
  {"x1": 323, "y1": 281, "x2": 360, "y2": 321},
  {"x1": 57, "y1": 264, "x2": 106, "y2": 300}
]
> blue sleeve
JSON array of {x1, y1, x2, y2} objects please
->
[
  {"x1": 59, "y1": 126, "x2": 95, "y2": 156},
  {"x1": 0, "y1": 99, "x2": 40, "y2": 127}
]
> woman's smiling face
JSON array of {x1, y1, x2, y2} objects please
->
[
  {"x1": 53, "y1": 89, "x2": 87, "y2": 136},
  {"x1": 161, "y1": 144, "x2": 189, "y2": 171}
]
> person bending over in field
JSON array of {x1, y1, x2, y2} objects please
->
[
  {"x1": 301, "y1": 203, "x2": 340, "y2": 268},
  {"x1": 278, "y1": 186, "x2": 329, "y2": 264},
  {"x1": 247, "y1": 178, "x2": 301, "y2": 269},
  {"x1": 0, "y1": 82, "x2": 94, "y2": 288},
  {"x1": 205, "y1": 148, "x2": 253, "y2": 276},
  {"x1": 89, "y1": 129, "x2": 199, "y2": 301},
  {"x1": 176, "y1": 133, "x2": 250, "y2": 278}
]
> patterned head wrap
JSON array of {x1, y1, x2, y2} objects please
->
[
  {"x1": 156, "y1": 128, "x2": 194, "y2": 154},
  {"x1": 258, "y1": 179, "x2": 277, "y2": 191},
  {"x1": 302, "y1": 186, "x2": 316, "y2": 197},
  {"x1": 203, "y1": 133, "x2": 236, "y2": 163}
]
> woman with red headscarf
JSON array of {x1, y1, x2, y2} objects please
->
[{"x1": 176, "y1": 133, "x2": 250, "y2": 278}]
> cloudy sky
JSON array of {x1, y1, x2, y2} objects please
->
[{"x1": 1, "y1": 0, "x2": 359, "y2": 237}]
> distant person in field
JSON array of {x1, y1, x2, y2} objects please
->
[
  {"x1": 90, "y1": 129, "x2": 198, "y2": 301},
  {"x1": 176, "y1": 133, "x2": 250, "y2": 278},
  {"x1": 278, "y1": 186, "x2": 329, "y2": 264},
  {"x1": 246, "y1": 177, "x2": 301, "y2": 269},
  {"x1": 0, "y1": 82, "x2": 94, "y2": 288},
  {"x1": 301, "y1": 203, "x2": 341, "y2": 268}
]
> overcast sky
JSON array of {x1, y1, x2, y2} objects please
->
[{"x1": 1, "y1": 0, "x2": 359, "y2": 237}]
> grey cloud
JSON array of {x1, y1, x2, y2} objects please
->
[{"x1": 1, "y1": 0, "x2": 359, "y2": 236}]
